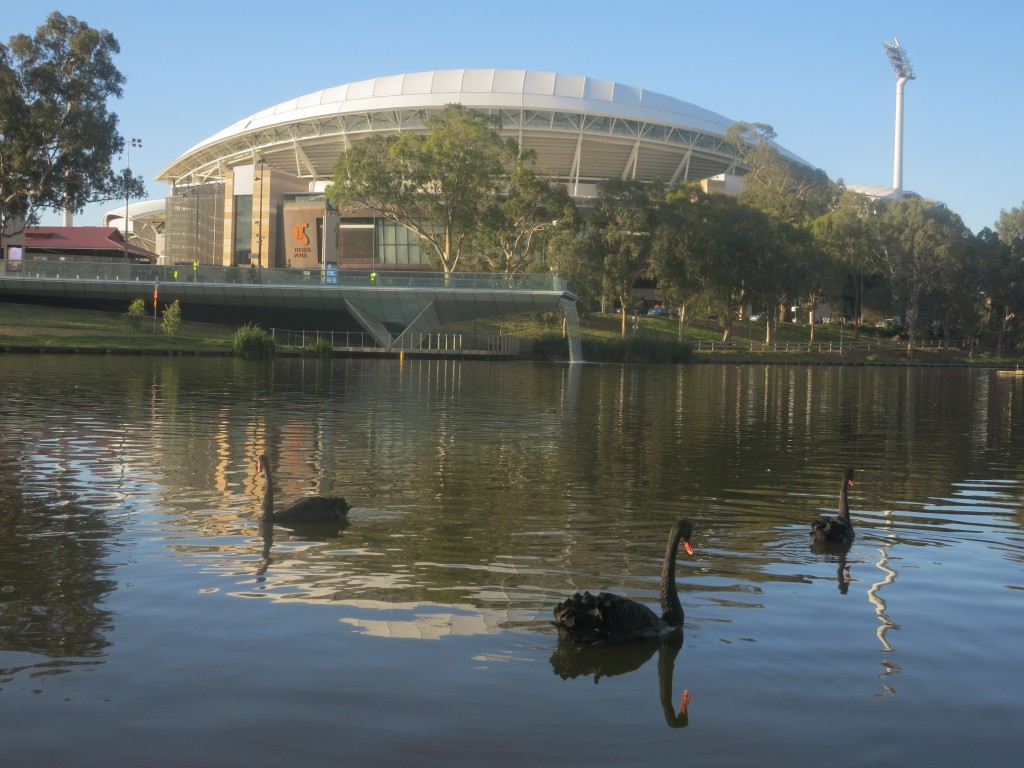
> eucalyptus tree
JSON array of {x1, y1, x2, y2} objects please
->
[
  {"x1": 548, "y1": 230, "x2": 598, "y2": 308},
  {"x1": 725, "y1": 121, "x2": 839, "y2": 226},
  {"x1": 872, "y1": 198, "x2": 972, "y2": 354},
  {"x1": 995, "y1": 202, "x2": 1024, "y2": 247},
  {"x1": 811, "y1": 190, "x2": 884, "y2": 336},
  {"x1": 326, "y1": 103, "x2": 522, "y2": 274},
  {"x1": 1, "y1": 12, "x2": 139, "y2": 236},
  {"x1": 466, "y1": 164, "x2": 578, "y2": 273},
  {"x1": 724, "y1": 121, "x2": 839, "y2": 339},
  {"x1": 649, "y1": 182, "x2": 712, "y2": 339},
  {"x1": 590, "y1": 179, "x2": 659, "y2": 336},
  {"x1": 700, "y1": 195, "x2": 776, "y2": 342},
  {"x1": 972, "y1": 227, "x2": 1024, "y2": 356},
  {"x1": 765, "y1": 220, "x2": 836, "y2": 344}
]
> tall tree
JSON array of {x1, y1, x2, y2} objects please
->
[
  {"x1": 649, "y1": 182, "x2": 711, "y2": 340},
  {"x1": 995, "y1": 202, "x2": 1024, "y2": 247},
  {"x1": 1, "y1": 12, "x2": 135, "y2": 236},
  {"x1": 725, "y1": 122, "x2": 839, "y2": 225},
  {"x1": 326, "y1": 103, "x2": 523, "y2": 274},
  {"x1": 972, "y1": 227, "x2": 1024, "y2": 356},
  {"x1": 872, "y1": 198, "x2": 971, "y2": 354},
  {"x1": 466, "y1": 164, "x2": 578, "y2": 273},
  {"x1": 811, "y1": 190, "x2": 883, "y2": 336},
  {"x1": 704, "y1": 197, "x2": 777, "y2": 342},
  {"x1": 591, "y1": 180, "x2": 658, "y2": 336},
  {"x1": 545, "y1": 224, "x2": 602, "y2": 310}
]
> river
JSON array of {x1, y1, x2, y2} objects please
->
[{"x1": 1, "y1": 356, "x2": 1021, "y2": 767}]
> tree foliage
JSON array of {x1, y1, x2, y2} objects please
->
[
  {"x1": 649, "y1": 182, "x2": 712, "y2": 338},
  {"x1": 465, "y1": 164, "x2": 578, "y2": 273},
  {"x1": 590, "y1": 180, "x2": 659, "y2": 336},
  {"x1": 545, "y1": 225, "x2": 602, "y2": 310},
  {"x1": 326, "y1": 103, "x2": 531, "y2": 274},
  {"x1": 725, "y1": 121, "x2": 839, "y2": 225},
  {"x1": 995, "y1": 202, "x2": 1024, "y2": 248},
  {"x1": 870, "y1": 198, "x2": 971, "y2": 353},
  {"x1": 1, "y1": 12, "x2": 140, "y2": 235},
  {"x1": 161, "y1": 299, "x2": 181, "y2": 342}
]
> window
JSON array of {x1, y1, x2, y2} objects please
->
[
  {"x1": 376, "y1": 219, "x2": 433, "y2": 265},
  {"x1": 234, "y1": 194, "x2": 253, "y2": 263}
]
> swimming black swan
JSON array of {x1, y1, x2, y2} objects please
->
[
  {"x1": 256, "y1": 454, "x2": 350, "y2": 527},
  {"x1": 552, "y1": 520, "x2": 695, "y2": 645},
  {"x1": 810, "y1": 468, "x2": 855, "y2": 545}
]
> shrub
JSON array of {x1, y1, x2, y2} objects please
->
[
  {"x1": 233, "y1": 322, "x2": 276, "y2": 359},
  {"x1": 307, "y1": 336, "x2": 334, "y2": 359},
  {"x1": 161, "y1": 300, "x2": 182, "y2": 342},
  {"x1": 526, "y1": 333, "x2": 693, "y2": 363},
  {"x1": 125, "y1": 298, "x2": 146, "y2": 338}
]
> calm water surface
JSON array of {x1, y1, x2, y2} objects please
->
[{"x1": 1, "y1": 356, "x2": 1021, "y2": 767}]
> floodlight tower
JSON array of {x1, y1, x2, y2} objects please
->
[{"x1": 883, "y1": 38, "x2": 915, "y2": 199}]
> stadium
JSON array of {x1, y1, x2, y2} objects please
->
[{"x1": 135, "y1": 68, "x2": 806, "y2": 270}]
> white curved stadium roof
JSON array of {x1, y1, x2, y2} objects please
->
[{"x1": 157, "y1": 69, "x2": 804, "y2": 191}]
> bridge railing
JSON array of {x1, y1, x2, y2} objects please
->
[{"x1": 0, "y1": 259, "x2": 568, "y2": 292}]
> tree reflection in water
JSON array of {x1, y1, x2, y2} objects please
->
[
  {"x1": 550, "y1": 633, "x2": 690, "y2": 728},
  {"x1": 0, "y1": 487, "x2": 118, "y2": 687}
]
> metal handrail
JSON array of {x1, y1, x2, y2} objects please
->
[
  {"x1": 0, "y1": 259, "x2": 568, "y2": 292},
  {"x1": 271, "y1": 328, "x2": 522, "y2": 355},
  {"x1": 692, "y1": 338, "x2": 967, "y2": 353}
]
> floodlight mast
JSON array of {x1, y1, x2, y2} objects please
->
[{"x1": 883, "y1": 38, "x2": 914, "y2": 199}]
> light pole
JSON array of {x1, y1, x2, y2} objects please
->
[
  {"x1": 255, "y1": 158, "x2": 265, "y2": 267},
  {"x1": 193, "y1": 182, "x2": 200, "y2": 264},
  {"x1": 883, "y1": 39, "x2": 914, "y2": 199},
  {"x1": 123, "y1": 137, "x2": 142, "y2": 259}
]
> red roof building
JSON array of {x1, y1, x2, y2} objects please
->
[{"x1": 23, "y1": 226, "x2": 157, "y2": 263}]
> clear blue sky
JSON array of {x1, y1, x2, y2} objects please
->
[{"x1": 8, "y1": 0, "x2": 1022, "y2": 234}]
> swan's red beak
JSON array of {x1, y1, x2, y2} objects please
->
[
  {"x1": 679, "y1": 689, "x2": 690, "y2": 716},
  {"x1": 257, "y1": 458, "x2": 264, "y2": 474},
  {"x1": 683, "y1": 540, "x2": 694, "y2": 556}
]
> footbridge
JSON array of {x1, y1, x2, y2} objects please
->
[{"x1": 0, "y1": 261, "x2": 582, "y2": 360}]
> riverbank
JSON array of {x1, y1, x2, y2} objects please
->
[{"x1": 2, "y1": 299, "x2": 1019, "y2": 367}]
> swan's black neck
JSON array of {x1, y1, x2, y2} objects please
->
[{"x1": 659, "y1": 526, "x2": 686, "y2": 627}]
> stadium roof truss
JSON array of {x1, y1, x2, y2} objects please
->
[{"x1": 156, "y1": 70, "x2": 778, "y2": 193}]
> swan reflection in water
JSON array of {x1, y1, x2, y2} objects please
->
[
  {"x1": 255, "y1": 518, "x2": 274, "y2": 580},
  {"x1": 252, "y1": 513, "x2": 349, "y2": 584},
  {"x1": 550, "y1": 633, "x2": 691, "y2": 729},
  {"x1": 810, "y1": 539, "x2": 853, "y2": 595}
]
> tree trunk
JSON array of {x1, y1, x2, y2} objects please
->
[{"x1": 906, "y1": 285, "x2": 921, "y2": 358}]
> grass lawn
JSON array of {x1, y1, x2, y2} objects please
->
[
  {"x1": 1, "y1": 299, "x2": 1015, "y2": 366},
  {"x1": 0, "y1": 300, "x2": 236, "y2": 352}
]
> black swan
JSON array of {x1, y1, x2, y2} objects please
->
[
  {"x1": 552, "y1": 519, "x2": 695, "y2": 645},
  {"x1": 256, "y1": 454, "x2": 350, "y2": 527},
  {"x1": 810, "y1": 468, "x2": 855, "y2": 545}
]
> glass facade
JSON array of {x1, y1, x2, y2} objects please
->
[
  {"x1": 164, "y1": 184, "x2": 224, "y2": 265},
  {"x1": 375, "y1": 219, "x2": 430, "y2": 265},
  {"x1": 234, "y1": 195, "x2": 253, "y2": 265}
]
